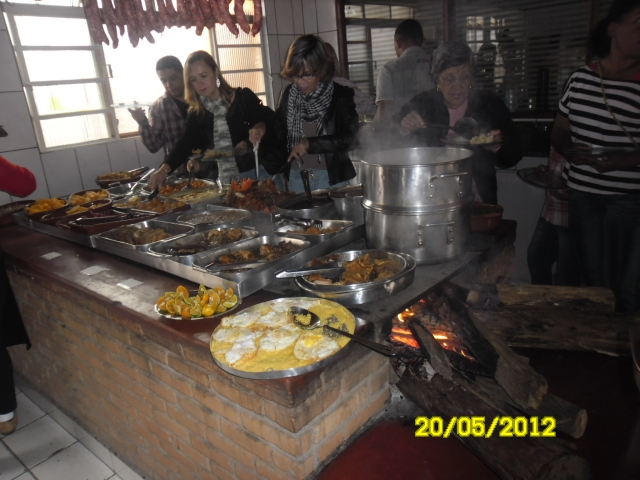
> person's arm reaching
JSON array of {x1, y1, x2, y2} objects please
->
[
  {"x1": 133, "y1": 102, "x2": 166, "y2": 154},
  {"x1": 0, "y1": 155, "x2": 36, "y2": 197}
]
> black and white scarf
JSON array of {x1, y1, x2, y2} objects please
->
[
  {"x1": 286, "y1": 81, "x2": 334, "y2": 151},
  {"x1": 200, "y1": 96, "x2": 240, "y2": 183}
]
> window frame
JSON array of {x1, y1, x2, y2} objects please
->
[{"x1": 3, "y1": 2, "x2": 119, "y2": 152}]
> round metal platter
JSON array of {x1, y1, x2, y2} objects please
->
[
  {"x1": 295, "y1": 250, "x2": 416, "y2": 305},
  {"x1": 209, "y1": 297, "x2": 364, "y2": 380},
  {"x1": 154, "y1": 290, "x2": 238, "y2": 320}
]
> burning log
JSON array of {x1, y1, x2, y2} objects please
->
[
  {"x1": 428, "y1": 292, "x2": 548, "y2": 410},
  {"x1": 398, "y1": 367, "x2": 590, "y2": 480},
  {"x1": 406, "y1": 318, "x2": 452, "y2": 380}
]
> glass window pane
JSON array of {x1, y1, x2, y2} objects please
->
[
  {"x1": 364, "y1": 5, "x2": 390, "y2": 19},
  {"x1": 215, "y1": 24, "x2": 260, "y2": 45},
  {"x1": 6, "y1": 0, "x2": 80, "y2": 5},
  {"x1": 257, "y1": 94, "x2": 266, "y2": 106},
  {"x1": 33, "y1": 83, "x2": 105, "y2": 115},
  {"x1": 218, "y1": 46, "x2": 263, "y2": 71},
  {"x1": 348, "y1": 63, "x2": 371, "y2": 83},
  {"x1": 345, "y1": 5, "x2": 363, "y2": 18},
  {"x1": 15, "y1": 16, "x2": 91, "y2": 46},
  {"x1": 391, "y1": 7, "x2": 413, "y2": 19},
  {"x1": 347, "y1": 43, "x2": 368, "y2": 63},
  {"x1": 346, "y1": 25, "x2": 367, "y2": 42},
  {"x1": 223, "y1": 71, "x2": 265, "y2": 93},
  {"x1": 41, "y1": 113, "x2": 110, "y2": 148},
  {"x1": 24, "y1": 50, "x2": 97, "y2": 82}
]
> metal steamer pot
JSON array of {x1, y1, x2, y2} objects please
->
[
  {"x1": 328, "y1": 185, "x2": 364, "y2": 225},
  {"x1": 361, "y1": 147, "x2": 473, "y2": 210},
  {"x1": 363, "y1": 200, "x2": 471, "y2": 265},
  {"x1": 276, "y1": 189, "x2": 339, "y2": 220}
]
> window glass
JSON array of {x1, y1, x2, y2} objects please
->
[
  {"x1": 346, "y1": 25, "x2": 367, "y2": 42},
  {"x1": 41, "y1": 113, "x2": 110, "y2": 148},
  {"x1": 218, "y1": 46, "x2": 263, "y2": 71},
  {"x1": 32, "y1": 83, "x2": 104, "y2": 115},
  {"x1": 15, "y1": 16, "x2": 91, "y2": 46},
  {"x1": 224, "y1": 71, "x2": 265, "y2": 94},
  {"x1": 24, "y1": 50, "x2": 98, "y2": 82}
]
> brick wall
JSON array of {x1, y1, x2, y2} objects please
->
[{"x1": 7, "y1": 266, "x2": 390, "y2": 480}]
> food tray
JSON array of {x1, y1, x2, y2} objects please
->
[
  {"x1": 95, "y1": 167, "x2": 149, "y2": 189},
  {"x1": 68, "y1": 189, "x2": 111, "y2": 206},
  {"x1": 39, "y1": 199, "x2": 112, "y2": 225},
  {"x1": 273, "y1": 220, "x2": 354, "y2": 242},
  {"x1": 148, "y1": 227, "x2": 259, "y2": 265},
  {"x1": 193, "y1": 235, "x2": 310, "y2": 278},
  {"x1": 295, "y1": 250, "x2": 416, "y2": 305},
  {"x1": 517, "y1": 167, "x2": 567, "y2": 190},
  {"x1": 130, "y1": 202, "x2": 191, "y2": 216},
  {"x1": 176, "y1": 208, "x2": 252, "y2": 227},
  {"x1": 62, "y1": 211, "x2": 157, "y2": 236},
  {"x1": 25, "y1": 199, "x2": 69, "y2": 221},
  {"x1": 107, "y1": 182, "x2": 148, "y2": 199},
  {"x1": 154, "y1": 289, "x2": 238, "y2": 320},
  {"x1": 94, "y1": 220, "x2": 194, "y2": 253},
  {"x1": 0, "y1": 200, "x2": 34, "y2": 226},
  {"x1": 161, "y1": 187, "x2": 228, "y2": 205},
  {"x1": 210, "y1": 297, "x2": 373, "y2": 379},
  {"x1": 159, "y1": 178, "x2": 217, "y2": 196},
  {"x1": 112, "y1": 193, "x2": 151, "y2": 211}
]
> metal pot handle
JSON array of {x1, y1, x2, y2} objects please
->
[
  {"x1": 429, "y1": 172, "x2": 471, "y2": 182},
  {"x1": 416, "y1": 221, "x2": 456, "y2": 247}
]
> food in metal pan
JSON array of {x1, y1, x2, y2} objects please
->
[
  {"x1": 215, "y1": 241, "x2": 300, "y2": 265},
  {"x1": 133, "y1": 198, "x2": 186, "y2": 213},
  {"x1": 97, "y1": 171, "x2": 139, "y2": 182},
  {"x1": 159, "y1": 179, "x2": 208, "y2": 195},
  {"x1": 306, "y1": 253, "x2": 401, "y2": 286},
  {"x1": 179, "y1": 211, "x2": 249, "y2": 225},
  {"x1": 223, "y1": 178, "x2": 296, "y2": 213},
  {"x1": 113, "y1": 225, "x2": 172, "y2": 245},
  {"x1": 114, "y1": 195, "x2": 145, "y2": 209},
  {"x1": 470, "y1": 133, "x2": 496, "y2": 145},
  {"x1": 66, "y1": 205, "x2": 89, "y2": 215},
  {"x1": 69, "y1": 190, "x2": 109, "y2": 205},
  {"x1": 25, "y1": 198, "x2": 66, "y2": 215},
  {"x1": 0, "y1": 202, "x2": 32, "y2": 217},
  {"x1": 301, "y1": 226, "x2": 341, "y2": 235},
  {"x1": 167, "y1": 228, "x2": 244, "y2": 256},
  {"x1": 210, "y1": 299, "x2": 355, "y2": 371},
  {"x1": 168, "y1": 188, "x2": 226, "y2": 204},
  {"x1": 157, "y1": 284, "x2": 238, "y2": 319}
]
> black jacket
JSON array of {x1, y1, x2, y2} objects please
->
[
  {"x1": 165, "y1": 88, "x2": 282, "y2": 175},
  {"x1": 271, "y1": 83, "x2": 358, "y2": 186},
  {"x1": 396, "y1": 89, "x2": 523, "y2": 205},
  {"x1": 0, "y1": 251, "x2": 30, "y2": 349}
]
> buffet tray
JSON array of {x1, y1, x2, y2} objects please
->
[
  {"x1": 94, "y1": 220, "x2": 194, "y2": 253},
  {"x1": 295, "y1": 250, "x2": 416, "y2": 305},
  {"x1": 210, "y1": 297, "x2": 373, "y2": 379},
  {"x1": 273, "y1": 220, "x2": 354, "y2": 243},
  {"x1": 12, "y1": 211, "x2": 96, "y2": 248},
  {"x1": 147, "y1": 227, "x2": 259, "y2": 265}
]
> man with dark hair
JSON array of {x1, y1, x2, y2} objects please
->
[
  {"x1": 128, "y1": 55, "x2": 188, "y2": 157},
  {"x1": 373, "y1": 19, "x2": 434, "y2": 126}
]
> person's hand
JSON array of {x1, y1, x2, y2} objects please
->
[
  {"x1": 249, "y1": 122, "x2": 266, "y2": 146},
  {"x1": 288, "y1": 139, "x2": 309, "y2": 163},
  {"x1": 187, "y1": 158, "x2": 201, "y2": 174},
  {"x1": 581, "y1": 154, "x2": 640, "y2": 173},
  {"x1": 128, "y1": 108, "x2": 148, "y2": 126},
  {"x1": 148, "y1": 166, "x2": 169, "y2": 191},
  {"x1": 483, "y1": 130, "x2": 502, "y2": 153},
  {"x1": 400, "y1": 111, "x2": 425, "y2": 135},
  {"x1": 234, "y1": 141, "x2": 249, "y2": 155},
  {"x1": 563, "y1": 143, "x2": 592, "y2": 165}
]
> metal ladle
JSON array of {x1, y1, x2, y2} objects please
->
[
  {"x1": 300, "y1": 170, "x2": 313, "y2": 204},
  {"x1": 290, "y1": 307, "x2": 399, "y2": 357}
]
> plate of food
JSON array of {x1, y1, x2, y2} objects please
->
[
  {"x1": 39, "y1": 199, "x2": 112, "y2": 225},
  {"x1": 24, "y1": 198, "x2": 68, "y2": 221},
  {"x1": 158, "y1": 179, "x2": 213, "y2": 196},
  {"x1": 69, "y1": 189, "x2": 110, "y2": 206},
  {"x1": 0, "y1": 200, "x2": 35, "y2": 226},
  {"x1": 441, "y1": 133, "x2": 504, "y2": 147},
  {"x1": 155, "y1": 284, "x2": 238, "y2": 320},
  {"x1": 95, "y1": 167, "x2": 149, "y2": 188},
  {"x1": 517, "y1": 165, "x2": 567, "y2": 190},
  {"x1": 209, "y1": 297, "x2": 368, "y2": 379}
]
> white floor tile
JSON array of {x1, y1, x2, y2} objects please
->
[
  {"x1": 110, "y1": 454, "x2": 126, "y2": 474},
  {"x1": 12, "y1": 473, "x2": 35, "y2": 480},
  {"x1": 78, "y1": 435, "x2": 113, "y2": 470},
  {"x1": 30, "y1": 442, "x2": 113, "y2": 480},
  {"x1": 115, "y1": 466, "x2": 143, "y2": 480},
  {"x1": 107, "y1": 476, "x2": 122, "y2": 480},
  {"x1": 47, "y1": 409, "x2": 76, "y2": 438},
  {"x1": 0, "y1": 442, "x2": 27, "y2": 480},
  {"x1": 13, "y1": 394, "x2": 45, "y2": 433},
  {"x1": 2, "y1": 416, "x2": 75, "y2": 469},
  {"x1": 19, "y1": 389, "x2": 54, "y2": 416}
]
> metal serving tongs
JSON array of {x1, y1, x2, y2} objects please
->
[
  {"x1": 126, "y1": 167, "x2": 155, "y2": 196},
  {"x1": 272, "y1": 213, "x2": 322, "y2": 229},
  {"x1": 275, "y1": 262, "x2": 344, "y2": 279},
  {"x1": 290, "y1": 307, "x2": 399, "y2": 357}
]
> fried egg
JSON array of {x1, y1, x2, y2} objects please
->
[
  {"x1": 212, "y1": 327, "x2": 244, "y2": 344},
  {"x1": 259, "y1": 326, "x2": 300, "y2": 353},
  {"x1": 293, "y1": 333, "x2": 340, "y2": 362},
  {"x1": 225, "y1": 332, "x2": 262, "y2": 367},
  {"x1": 254, "y1": 310, "x2": 292, "y2": 330},
  {"x1": 221, "y1": 311, "x2": 261, "y2": 328}
]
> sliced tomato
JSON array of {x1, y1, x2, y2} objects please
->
[{"x1": 232, "y1": 178, "x2": 254, "y2": 192}]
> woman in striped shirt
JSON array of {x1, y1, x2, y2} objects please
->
[{"x1": 551, "y1": 0, "x2": 640, "y2": 312}]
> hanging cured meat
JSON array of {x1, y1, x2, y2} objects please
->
[
  {"x1": 144, "y1": 0, "x2": 164, "y2": 33},
  {"x1": 85, "y1": 0, "x2": 110, "y2": 45},
  {"x1": 234, "y1": 0, "x2": 250, "y2": 34},
  {"x1": 218, "y1": 0, "x2": 238, "y2": 36},
  {"x1": 186, "y1": 0, "x2": 205, "y2": 35},
  {"x1": 101, "y1": 0, "x2": 120, "y2": 47},
  {"x1": 156, "y1": 0, "x2": 174, "y2": 27},
  {"x1": 198, "y1": 0, "x2": 215, "y2": 28},
  {"x1": 209, "y1": 0, "x2": 223, "y2": 25},
  {"x1": 251, "y1": 0, "x2": 262, "y2": 36}
]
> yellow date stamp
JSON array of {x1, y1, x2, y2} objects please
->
[{"x1": 415, "y1": 416, "x2": 556, "y2": 438}]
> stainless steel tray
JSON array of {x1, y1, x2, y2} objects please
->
[
  {"x1": 273, "y1": 220, "x2": 354, "y2": 242},
  {"x1": 193, "y1": 235, "x2": 311, "y2": 279},
  {"x1": 175, "y1": 208, "x2": 252, "y2": 227},
  {"x1": 94, "y1": 220, "x2": 194, "y2": 253},
  {"x1": 295, "y1": 250, "x2": 416, "y2": 305},
  {"x1": 148, "y1": 227, "x2": 259, "y2": 265},
  {"x1": 209, "y1": 297, "x2": 373, "y2": 379}
]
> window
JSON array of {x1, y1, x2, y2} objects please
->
[{"x1": 3, "y1": 2, "x2": 116, "y2": 150}]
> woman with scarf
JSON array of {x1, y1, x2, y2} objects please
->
[
  {"x1": 271, "y1": 35, "x2": 358, "y2": 192},
  {"x1": 148, "y1": 51, "x2": 280, "y2": 190}
]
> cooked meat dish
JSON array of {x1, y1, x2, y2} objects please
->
[
  {"x1": 179, "y1": 211, "x2": 249, "y2": 225},
  {"x1": 167, "y1": 228, "x2": 244, "y2": 256},
  {"x1": 214, "y1": 241, "x2": 299, "y2": 266},
  {"x1": 306, "y1": 253, "x2": 401, "y2": 286},
  {"x1": 302, "y1": 226, "x2": 341, "y2": 235},
  {"x1": 223, "y1": 179, "x2": 296, "y2": 213},
  {"x1": 113, "y1": 226, "x2": 172, "y2": 245}
]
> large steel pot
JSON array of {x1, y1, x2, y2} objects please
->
[
  {"x1": 363, "y1": 201, "x2": 471, "y2": 265},
  {"x1": 329, "y1": 184, "x2": 364, "y2": 225},
  {"x1": 276, "y1": 189, "x2": 338, "y2": 220},
  {"x1": 362, "y1": 147, "x2": 473, "y2": 211}
]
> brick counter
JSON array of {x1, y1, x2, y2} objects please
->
[{"x1": 2, "y1": 226, "x2": 389, "y2": 480}]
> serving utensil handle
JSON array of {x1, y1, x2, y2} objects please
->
[{"x1": 323, "y1": 325, "x2": 398, "y2": 357}]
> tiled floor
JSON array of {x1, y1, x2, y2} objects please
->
[{"x1": 1, "y1": 378, "x2": 143, "y2": 480}]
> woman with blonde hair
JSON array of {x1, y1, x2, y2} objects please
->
[
  {"x1": 148, "y1": 50, "x2": 280, "y2": 189},
  {"x1": 270, "y1": 35, "x2": 358, "y2": 191}
]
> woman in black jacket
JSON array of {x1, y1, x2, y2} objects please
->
[
  {"x1": 148, "y1": 51, "x2": 280, "y2": 190},
  {"x1": 397, "y1": 42, "x2": 522, "y2": 205},
  {"x1": 271, "y1": 35, "x2": 358, "y2": 192}
]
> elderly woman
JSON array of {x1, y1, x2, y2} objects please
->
[
  {"x1": 397, "y1": 41, "x2": 522, "y2": 205},
  {"x1": 551, "y1": 0, "x2": 640, "y2": 312},
  {"x1": 271, "y1": 35, "x2": 358, "y2": 192},
  {"x1": 148, "y1": 51, "x2": 279, "y2": 190}
]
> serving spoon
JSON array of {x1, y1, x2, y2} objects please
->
[{"x1": 289, "y1": 307, "x2": 399, "y2": 357}]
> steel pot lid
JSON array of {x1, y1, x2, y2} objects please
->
[{"x1": 362, "y1": 147, "x2": 473, "y2": 167}]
